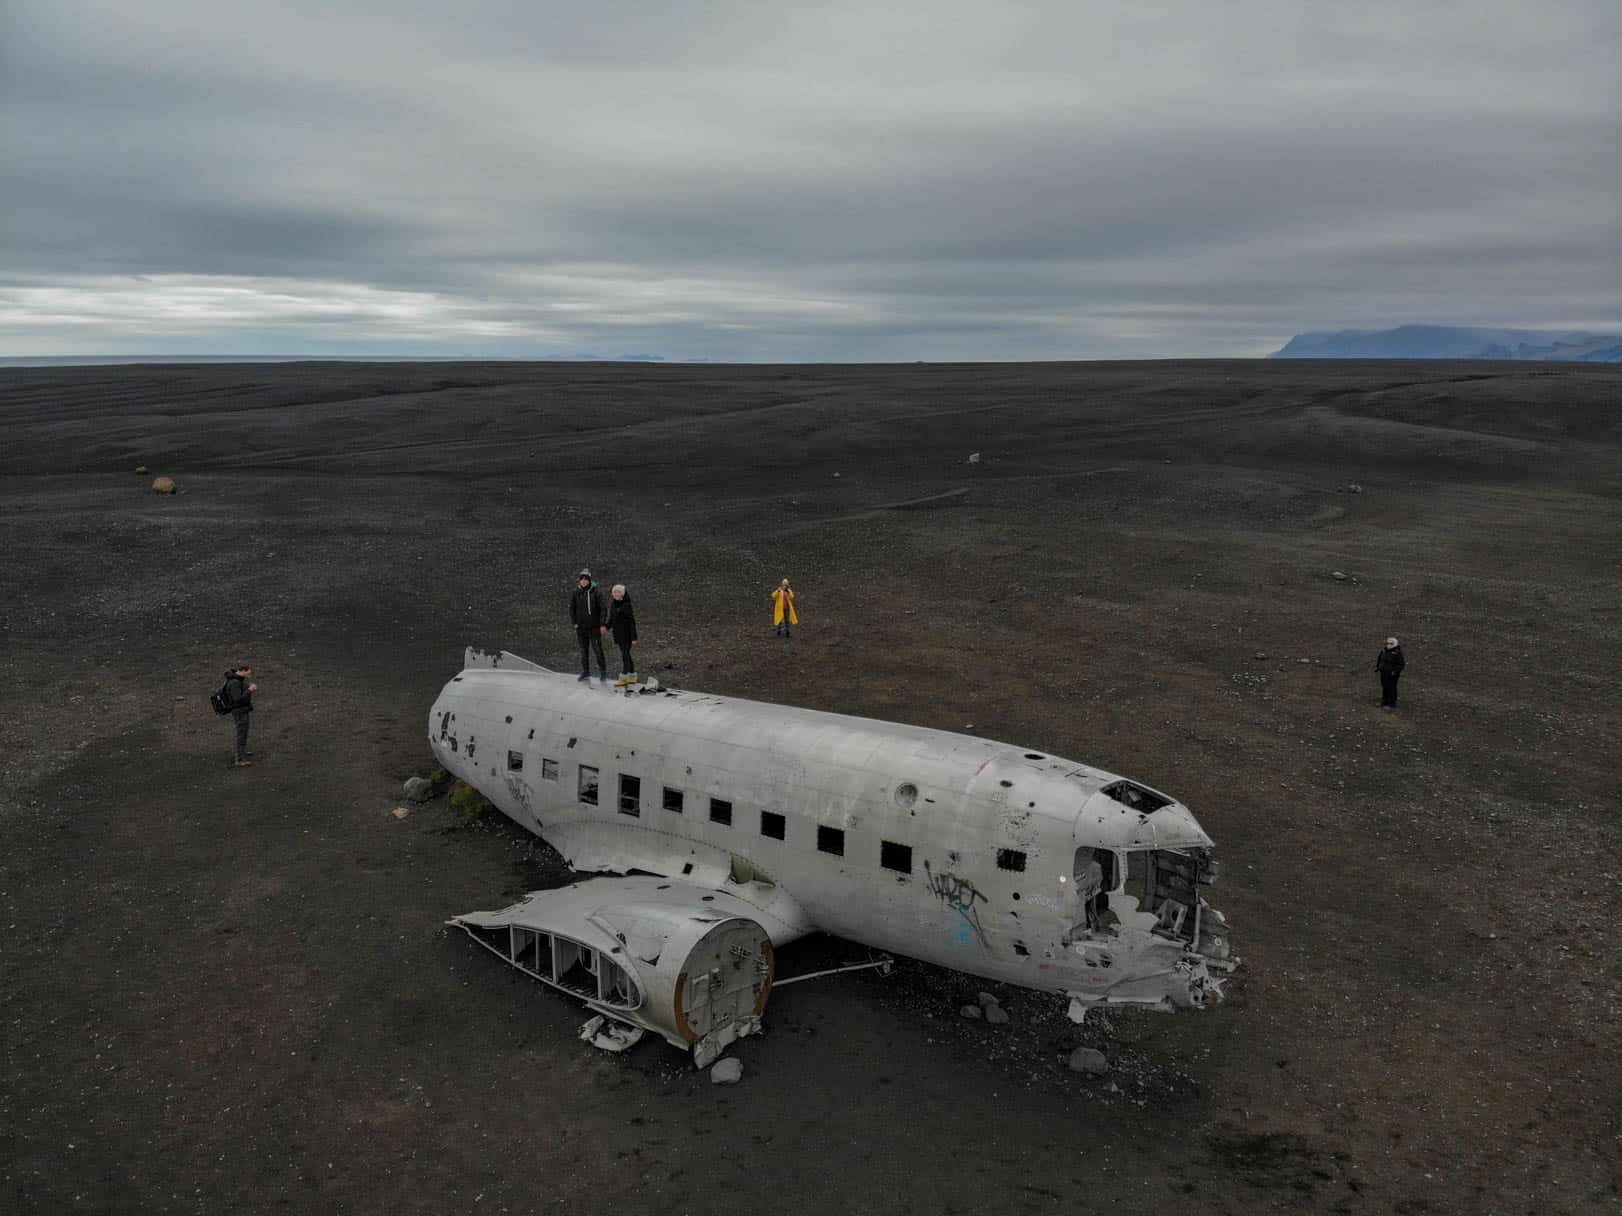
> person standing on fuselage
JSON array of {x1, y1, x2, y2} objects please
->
[
  {"x1": 570, "y1": 570, "x2": 610, "y2": 682},
  {"x1": 606, "y1": 583, "x2": 638, "y2": 684},
  {"x1": 224, "y1": 665, "x2": 257, "y2": 767},
  {"x1": 1376, "y1": 637, "x2": 1406, "y2": 709},
  {"x1": 771, "y1": 578, "x2": 798, "y2": 638}
]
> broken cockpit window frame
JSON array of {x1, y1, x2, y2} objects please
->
[{"x1": 1100, "y1": 780, "x2": 1172, "y2": 813}]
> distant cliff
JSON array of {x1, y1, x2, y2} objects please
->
[{"x1": 1270, "y1": 325, "x2": 1622, "y2": 361}]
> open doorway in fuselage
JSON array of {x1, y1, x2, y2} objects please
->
[{"x1": 1070, "y1": 846, "x2": 1120, "y2": 938}]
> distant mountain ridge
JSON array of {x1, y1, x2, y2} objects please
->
[{"x1": 1270, "y1": 325, "x2": 1622, "y2": 361}]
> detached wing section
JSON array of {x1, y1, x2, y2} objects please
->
[{"x1": 449, "y1": 876, "x2": 776, "y2": 1067}]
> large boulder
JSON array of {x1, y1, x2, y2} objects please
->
[
  {"x1": 152, "y1": 477, "x2": 176, "y2": 495},
  {"x1": 710, "y1": 1057, "x2": 743, "y2": 1085},
  {"x1": 1068, "y1": 1047, "x2": 1109, "y2": 1075},
  {"x1": 403, "y1": 776, "x2": 435, "y2": 803}
]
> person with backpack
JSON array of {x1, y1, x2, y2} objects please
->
[
  {"x1": 606, "y1": 583, "x2": 639, "y2": 684},
  {"x1": 221, "y1": 666, "x2": 257, "y2": 766},
  {"x1": 569, "y1": 569, "x2": 610, "y2": 682}
]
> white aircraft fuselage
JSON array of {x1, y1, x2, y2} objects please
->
[{"x1": 431, "y1": 650, "x2": 1233, "y2": 1021}]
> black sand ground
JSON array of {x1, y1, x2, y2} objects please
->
[{"x1": 2, "y1": 360, "x2": 1619, "y2": 1215}]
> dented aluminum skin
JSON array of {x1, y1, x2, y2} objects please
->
[{"x1": 435, "y1": 649, "x2": 1235, "y2": 1059}]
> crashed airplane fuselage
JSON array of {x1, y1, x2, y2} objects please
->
[{"x1": 434, "y1": 649, "x2": 1234, "y2": 1063}]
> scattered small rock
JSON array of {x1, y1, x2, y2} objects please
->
[
  {"x1": 1331, "y1": 570, "x2": 1348, "y2": 581},
  {"x1": 152, "y1": 476, "x2": 177, "y2": 495},
  {"x1": 1348, "y1": 482, "x2": 1363, "y2": 493},
  {"x1": 390, "y1": 807, "x2": 410, "y2": 820},
  {"x1": 403, "y1": 776, "x2": 435, "y2": 802},
  {"x1": 710, "y1": 1057, "x2": 743, "y2": 1085},
  {"x1": 959, "y1": 1004, "x2": 983, "y2": 1020},
  {"x1": 832, "y1": 472, "x2": 841, "y2": 478},
  {"x1": 1068, "y1": 1047, "x2": 1109, "y2": 1075},
  {"x1": 134, "y1": 465, "x2": 148, "y2": 474},
  {"x1": 967, "y1": 452, "x2": 981, "y2": 465},
  {"x1": 984, "y1": 1004, "x2": 1010, "y2": 1025},
  {"x1": 976, "y1": 991, "x2": 999, "y2": 1008},
  {"x1": 1253, "y1": 652, "x2": 1268, "y2": 660}
]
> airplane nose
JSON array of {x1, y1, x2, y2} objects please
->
[{"x1": 1152, "y1": 802, "x2": 1214, "y2": 850}]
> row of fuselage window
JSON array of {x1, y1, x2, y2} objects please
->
[{"x1": 507, "y1": 749, "x2": 1030, "y2": 878}]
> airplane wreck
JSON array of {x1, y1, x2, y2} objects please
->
[{"x1": 438, "y1": 649, "x2": 1236, "y2": 1067}]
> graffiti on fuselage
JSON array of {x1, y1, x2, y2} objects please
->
[{"x1": 924, "y1": 861, "x2": 990, "y2": 951}]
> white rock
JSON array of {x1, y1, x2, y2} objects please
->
[
  {"x1": 1331, "y1": 571, "x2": 1348, "y2": 581},
  {"x1": 967, "y1": 452, "x2": 981, "y2": 464},
  {"x1": 1069, "y1": 1047, "x2": 1109, "y2": 1074},
  {"x1": 710, "y1": 1057, "x2": 743, "y2": 1085},
  {"x1": 959, "y1": 1004, "x2": 983, "y2": 1020},
  {"x1": 976, "y1": 991, "x2": 999, "y2": 1008},
  {"x1": 984, "y1": 1004, "x2": 1009, "y2": 1025}
]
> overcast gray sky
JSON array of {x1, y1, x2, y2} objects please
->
[{"x1": 3, "y1": 0, "x2": 1618, "y2": 359}]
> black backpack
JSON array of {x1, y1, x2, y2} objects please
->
[{"x1": 209, "y1": 680, "x2": 234, "y2": 716}]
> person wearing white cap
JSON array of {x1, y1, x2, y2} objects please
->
[{"x1": 1375, "y1": 637, "x2": 1406, "y2": 709}]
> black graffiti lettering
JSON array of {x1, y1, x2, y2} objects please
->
[{"x1": 924, "y1": 861, "x2": 989, "y2": 949}]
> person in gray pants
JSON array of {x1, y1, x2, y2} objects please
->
[{"x1": 223, "y1": 666, "x2": 257, "y2": 766}]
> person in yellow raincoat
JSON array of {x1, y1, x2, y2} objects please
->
[{"x1": 771, "y1": 578, "x2": 798, "y2": 637}]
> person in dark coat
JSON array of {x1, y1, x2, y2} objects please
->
[
  {"x1": 606, "y1": 583, "x2": 638, "y2": 682},
  {"x1": 223, "y1": 665, "x2": 257, "y2": 766},
  {"x1": 1376, "y1": 637, "x2": 1406, "y2": 709},
  {"x1": 569, "y1": 569, "x2": 609, "y2": 682}
]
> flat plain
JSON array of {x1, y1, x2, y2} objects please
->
[{"x1": 2, "y1": 359, "x2": 1618, "y2": 1215}]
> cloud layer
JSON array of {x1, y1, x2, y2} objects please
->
[{"x1": 5, "y1": 0, "x2": 1619, "y2": 358}]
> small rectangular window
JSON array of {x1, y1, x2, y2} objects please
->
[
  {"x1": 760, "y1": 811, "x2": 785, "y2": 840},
  {"x1": 996, "y1": 848, "x2": 1026, "y2": 872},
  {"x1": 709, "y1": 797, "x2": 732, "y2": 826},
  {"x1": 507, "y1": 750, "x2": 523, "y2": 772},
  {"x1": 578, "y1": 765, "x2": 598, "y2": 806},
  {"x1": 619, "y1": 774, "x2": 641, "y2": 817},
  {"x1": 881, "y1": 841, "x2": 912, "y2": 873},
  {"x1": 541, "y1": 758, "x2": 559, "y2": 781},
  {"x1": 817, "y1": 825, "x2": 844, "y2": 856},
  {"x1": 663, "y1": 787, "x2": 684, "y2": 813}
]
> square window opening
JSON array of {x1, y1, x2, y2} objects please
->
[
  {"x1": 507, "y1": 750, "x2": 523, "y2": 772},
  {"x1": 817, "y1": 825, "x2": 845, "y2": 856},
  {"x1": 996, "y1": 848, "x2": 1027, "y2": 872},
  {"x1": 663, "y1": 787, "x2": 684, "y2": 813},
  {"x1": 760, "y1": 811, "x2": 786, "y2": 840},
  {"x1": 881, "y1": 841, "x2": 912, "y2": 873},
  {"x1": 578, "y1": 765, "x2": 599, "y2": 806},
  {"x1": 709, "y1": 797, "x2": 732, "y2": 826},
  {"x1": 619, "y1": 774, "x2": 641, "y2": 817},
  {"x1": 541, "y1": 758, "x2": 559, "y2": 781}
]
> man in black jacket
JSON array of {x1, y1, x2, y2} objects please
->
[
  {"x1": 569, "y1": 570, "x2": 609, "y2": 682},
  {"x1": 1376, "y1": 637, "x2": 1406, "y2": 709},
  {"x1": 224, "y1": 666, "x2": 257, "y2": 766}
]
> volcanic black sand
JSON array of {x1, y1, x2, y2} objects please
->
[{"x1": 2, "y1": 360, "x2": 1618, "y2": 1215}]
